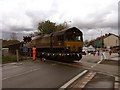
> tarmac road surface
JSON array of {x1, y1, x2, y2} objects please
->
[
  {"x1": 2, "y1": 60, "x2": 85, "y2": 88},
  {"x1": 2, "y1": 52, "x2": 119, "y2": 89}
]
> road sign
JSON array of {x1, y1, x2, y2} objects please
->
[{"x1": 95, "y1": 41, "x2": 101, "y2": 47}]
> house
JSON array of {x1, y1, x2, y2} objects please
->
[
  {"x1": 103, "y1": 33, "x2": 120, "y2": 48},
  {"x1": 94, "y1": 33, "x2": 120, "y2": 48}
]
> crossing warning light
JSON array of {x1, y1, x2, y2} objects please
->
[{"x1": 23, "y1": 36, "x2": 31, "y2": 42}]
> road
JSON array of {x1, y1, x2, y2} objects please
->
[
  {"x1": 2, "y1": 60, "x2": 85, "y2": 88},
  {"x1": 2, "y1": 52, "x2": 120, "y2": 89}
]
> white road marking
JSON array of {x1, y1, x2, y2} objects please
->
[
  {"x1": 114, "y1": 76, "x2": 119, "y2": 89},
  {"x1": 91, "y1": 59, "x2": 103, "y2": 68},
  {"x1": 78, "y1": 72, "x2": 96, "y2": 88},
  {"x1": 58, "y1": 70, "x2": 88, "y2": 89},
  {"x1": 115, "y1": 77, "x2": 119, "y2": 82},
  {"x1": 97, "y1": 59, "x2": 103, "y2": 64},
  {"x1": 2, "y1": 68, "x2": 41, "y2": 80}
]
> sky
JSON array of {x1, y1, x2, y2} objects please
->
[{"x1": 0, "y1": 0, "x2": 119, "y2": 41}]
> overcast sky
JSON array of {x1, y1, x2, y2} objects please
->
[{"x1": 0, "y1": 0, "x2": 119, "y2": 41}]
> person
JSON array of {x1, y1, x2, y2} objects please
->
[
  {"x1": 109, "y1": 50, "x2": 112, "y2": 56},
  {"x1": 97, "y1": 50, "x2": 100, "y2": 56},
  {"x1": 42, "y1": 57, "x2": 46, "y2": 62},
  {"x1": 32, "y1": 46, "x2": 36, "y2": 61},
  {"x1": 93, "y1": 51, "x2": 96, "y2": 56},
  {"x1": 100, "y1": 50, "x2": 104, "y2": 60}
]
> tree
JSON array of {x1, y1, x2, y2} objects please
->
[
  {"x1": 10, "y1": 32, "x2": 17, "y2": 40},
  {"x1": 2, "y1": 40, "x2": 20, "y2": 47},
  {"x1": 38, "y1": 20, "x2": 56, "y2": 34},
  {"x1": 84, "y1": 40, "x2": 89, "y2": 46},
  {"x1": 56, "y1": 22, "x2": 68, "y2": 31},
  {"x1": 37, "y1": 20, "x2": 68, "y2": 35},
  {"x1": 3, "y1": 32, "x2": 20, "y2": 47}
]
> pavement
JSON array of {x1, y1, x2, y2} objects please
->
[
  {"x1": 84, "y1": 73, "x2": 115, "y2": 89},
  {"x1": 79, "y1": 52, "x2": 120, "y2": 89},
  {"x1": 104, "y1": 52, "x2": 119, "y2": 60},
  {"x1": 82, "y1": 52, "x2": 119, "y2": 61}
]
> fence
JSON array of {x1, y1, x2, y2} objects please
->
[{"x1": 2, "y1": 47, "x2": 32, "y2": 64}]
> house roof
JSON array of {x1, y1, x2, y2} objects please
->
[
  {"x1": 3, "y1": 42, "x2": 24, "y2": 48},
  {"x1": 96, "y1": 33, "x2": 119, "y2": 41}
]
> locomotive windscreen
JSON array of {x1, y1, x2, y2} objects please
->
[{"x1": 65, "y1": 28, "x2": 83, "y2": 41}]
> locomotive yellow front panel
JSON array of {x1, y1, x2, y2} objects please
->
[{"x1": 64, "y1": 41, "x2": 83, "y2": 52}]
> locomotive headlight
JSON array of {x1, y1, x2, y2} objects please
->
[
  {"x1": 59, "y1": 53, "x2": 61, "y2": 56},
  {"x1": 66, "y1": 47, "x2": 70, "y2": 50},
  {"x1": 67, "y1": 54, "x2": 69, "y2": 55}
]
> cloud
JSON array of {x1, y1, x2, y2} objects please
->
[
  {"x1": 72, "y1": 3, "x2": 118, "y2": 29},
  {"x1": 0, "y1": 0, "x2": 59, "y2": 31},
  {"x1": 0, "y1": 0, "x2": 119, "y2": 40},
  {"x1": 71, "y1": 2, "x2": 118, "y2": 40},
  {"x1": 2, "y1": 31, "x2": 29, "y2": 40}
]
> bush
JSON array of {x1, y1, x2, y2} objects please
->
[{"x1": 2, "y1": 54, "x2": 17, "y2": 64}]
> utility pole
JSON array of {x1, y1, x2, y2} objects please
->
[
  {"x1": 23, "y1": 36, "x2": 32, "y2": 59},
  {"x1": 118, "y1": 35, "x2": 120, "y2": 57},
  {"x1": 101, "y1": 30, "x2": 102, "y2": 49}
]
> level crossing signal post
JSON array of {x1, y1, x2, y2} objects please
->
[
  {"x1": 23, "y1": 36, "x2": 32, "y2": 59},
  {"x1": 23, "y1": 36, "x2": 32, "y2": 43}
]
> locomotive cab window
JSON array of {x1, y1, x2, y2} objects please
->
[
  {"x1": 76, "y1": 36, "x2": 81, "y2": 41},
  {"x1": 65, "y1": 28, "x2": 83, "y2": 41},
  {"x1": 65, "y1": 35, "x2": 82, "y2": 41}
]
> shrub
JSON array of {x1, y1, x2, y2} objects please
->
[{"x1": 2, "y1": 54, "x2": 17, "y2": 64}]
